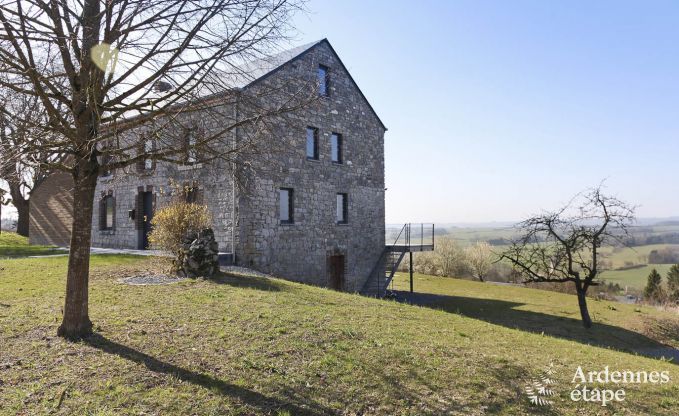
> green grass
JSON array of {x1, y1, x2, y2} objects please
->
[
  {"x1": 0, "y1": 231, "x2": 61, "y2": 258},
  {"x1": 1, "y1": 256, "x2": 678, "y2": 415},
  {"x1": 600, "y1": 264, "x2": 675, "y2": 291}
]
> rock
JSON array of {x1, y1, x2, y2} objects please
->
[{"x1": 177, "y1": 228, "x2": 219, "y2": 278}]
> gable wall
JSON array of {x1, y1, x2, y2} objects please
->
[
  {"x1": 29, "y1": 172, "x2": 74, "y2": 247},
  {"x1": 235, "y1": 41, "x2": 386, "y2": 291}
]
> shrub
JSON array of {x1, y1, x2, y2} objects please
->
[{"x1": 148, "y1": 202, "x2": 211, "y2": 272}]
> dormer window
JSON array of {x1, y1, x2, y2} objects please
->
[{"x1": 318, "y1": 65, "x2": 329, "y2": 96}]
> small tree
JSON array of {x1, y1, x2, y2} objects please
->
[
  {"x1": 665, "y1": 264, "x2": 679, "y2": 302},
  {"x1": 465, "y1": 242, "x2": 494, "y2": 282},
  {"x1": 501, "y1": 186, "x2": 635, "y2": 328},
  {"x1": 643, "y1": 269, "x2": 664, "y2": 303}
]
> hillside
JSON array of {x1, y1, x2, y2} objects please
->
[{"x1": 1, "y1": 251, "x2": 677, "y2": 415}]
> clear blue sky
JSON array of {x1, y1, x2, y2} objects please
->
[{"x1": 292, "y1": 0, "x2": 679, "y2": 223}]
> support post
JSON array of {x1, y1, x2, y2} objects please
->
[{"x1": 409, "y1": 251, "x2": 414, "y2": 293}]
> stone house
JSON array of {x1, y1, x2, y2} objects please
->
[{"x1": 30, "y1": 39, "x2": 388, "y2": 292}]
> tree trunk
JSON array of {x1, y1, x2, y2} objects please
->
[
  {"x1": 57, "y1": 166, "x2": 98, "y2": 339},
  {"x1": 8, "y1": 184, "x2": 29, "y2": 237},
  {"x1": 576, "y1": 287, "x2": 593, "y2": 329},
  {"x1": 14, "y1": 198, "x2": 29, "y2": 237}
]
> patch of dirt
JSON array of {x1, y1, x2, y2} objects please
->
[{"x1": 119, "y1": 274, "x2": 187, "y2": 285}]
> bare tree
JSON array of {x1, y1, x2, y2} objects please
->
[
  {"x1": 0, "y1": 0, "x2": 309, "y2": 339},
  {"x1": 0, "y1": 88, "x2": 65, "y2": 236},
  {"x1": 500, "y1": 186, "x2": 635, "y2": 328},
  {"x1": 465, "y1": 242, "x2": 493, "y2": 282}
]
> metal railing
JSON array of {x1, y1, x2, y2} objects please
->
[{"x1": 385, "y1": 223, "x2": 435, "y2": 250}]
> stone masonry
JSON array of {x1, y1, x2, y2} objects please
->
[{"x1": 76, "y1": 39, "x2": 385, "y2": 291}]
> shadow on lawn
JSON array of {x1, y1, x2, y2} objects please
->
[
  {"x1": 395, "y1": 291, "x2": 678, "y2": 362},
  {"x1": 84, "y1": 334, "x2": 334, "y2": 415},
  {"x1": 210, "y1": 272, "x2": 291, "y2": 292}
]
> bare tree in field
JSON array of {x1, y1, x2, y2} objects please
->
[
  {"x1": 0, "y1": 0, "x2": 309, "y2": 339},
  {"x1": 500, "y1": 186, "x2": 635, "y2": 328},
  {"x1": 0, "y1": 89, "x2": 65, "y2": 236}
]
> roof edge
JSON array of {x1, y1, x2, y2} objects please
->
[{"x1": 244, "y1": 38, "x2": 387, "y2": 131}]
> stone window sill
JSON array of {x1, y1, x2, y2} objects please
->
[
  {"x1": 178, "y1": 163, "x2": 203, "y2": 171},
  {"x1": 99, "y1": 229, "x2": 115, "y2": 235}
]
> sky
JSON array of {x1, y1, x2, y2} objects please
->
[
  {"x1": 291, "y1": 0, "x2": 679, "y2": 224},
  {"x1": 2, "y1": 1, "x2": 677, "y2": 226}
]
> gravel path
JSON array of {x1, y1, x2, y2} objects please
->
[{"x1": 119, "y1": 274, "x2": 187, "y2": 285}]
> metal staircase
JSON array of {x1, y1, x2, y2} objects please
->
[{"x1": 361, "y1": 223, "x2": 434, "y2": 297}]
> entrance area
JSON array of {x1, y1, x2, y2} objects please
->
[
  {"x1": 137, "y1": 190, "x2": 154, "y2": 250},
  {"x1": 328, "y1": 255, "x2": 345, "y2": 291}
]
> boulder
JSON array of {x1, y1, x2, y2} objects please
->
[{"x1": 177, "y1": 228, "x2": 219, "y2": 278}]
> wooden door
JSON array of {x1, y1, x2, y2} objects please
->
[{"x1": 329, "y1": 255, "x2": 345, "y2": 291}]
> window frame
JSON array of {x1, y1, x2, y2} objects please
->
[
  {"x1": 101, "y1": 194, "x2": 115, "y2": 231},
  {"x1": 306, "y1": 127, "x2": 319, "y2": 160},
  {"x1": 143, "y1": 138, "x2": 154, "y2": 170},
  {"x1": 318, "y1": 64, "x2": 329, "y2": 97},
  {"x1": 331, "y1": 133, "x2": 343, "y2": 164},
  {"x1": 279, "y1": 188, "x2": 294, "y2": 225},
  {"x1": 336, "y1": 193, "x2": 348, "y2": 225},
  {"x1": 186, "y1": 130, "x2": 198, "y2": 164}
]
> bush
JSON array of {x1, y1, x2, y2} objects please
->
[{"x1": 148, "y1": 202, "x2": 212, "y2": 272}]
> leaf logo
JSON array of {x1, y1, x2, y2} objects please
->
[{"x1": 525, "y1": 362, "x2": 557, "y2": 407}]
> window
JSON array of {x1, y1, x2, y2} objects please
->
[
  {"x1": 331, "y1": 133, "x2": 342, "y2": 163},
  {"x1": 100, "y1": 195, "x2": 114, "y2": 230},
  {"x1": 336, "y1": 193, "x2": 348, "y2": 224},
  {"x1": 318, "y1": 65, "x2": 329, "y2": 96},
  {"x1": 279, "y1": 188, "x2": 294, "y2": 224},
  {"x1": 100, "y1": 152, "x2": 113, "y2": 177},
  {"x1": 306, "y1": 127, "x2": 318, "y2": 160},
  {"x1": 136, "y1": 137, "x2": 154, "y2": 172},
  {"x1": 144, "y1": 139, "x2": 154, "y2": 170},
  {"x1": 186, "y1": 130, "x2": 197, "y2": 164},
  {"x1": 100, "y1": 141, "x2": 113, "y2": 177}
]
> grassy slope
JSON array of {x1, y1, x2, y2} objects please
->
[
  {"x1": 0, "y1": 257, "x2": 677, "y2": 415},
  {"x1": 0, "y1": 232, "x2": 60, "y2": 258}
]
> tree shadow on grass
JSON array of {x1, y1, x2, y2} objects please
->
[
  {"x1": 394, "y1": 291, "x2": 679, "y2": 363},
  {"x1": 84, "y1": 334, "x2": 335, "y2": 415},
  {"x1": 209, "y1": 272, "x2": 289, "y2": 292}
]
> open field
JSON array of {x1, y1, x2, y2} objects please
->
[
  {"x1": 600, "y1": 264, "x2": 675, "y2": 292},
  {"x1": 0, "y1": 233, "x2": 60, "y2": 258},
  {"x1": 1, "y1": 244, "x2": 679, "y2": 414}
]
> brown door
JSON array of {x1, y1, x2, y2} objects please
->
[{"x1": 329, "y1": 255, "x2": 345, "y2": 291}]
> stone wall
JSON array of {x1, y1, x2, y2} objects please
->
[
  {"x1": 91, "y1": 159, "x2": 237, "y2": 252},
  {"x1": 29, "y1": 172, "x2": 74, "y2": 247},
  {"x1": 235, "y1": 41, "x2": 386, "y2": 291},
  {"x1": 89, "y1": 40, "x2": 386, "y2": 291}
]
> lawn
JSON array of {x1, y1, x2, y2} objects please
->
[
  {"x1": 0, "y1": 232, "x2": 61, "y2": 258},
  {"x1": 600, "y1": 264, "x2": 675, "y2": 292},
  {"x1": 1, "y1": 255, "x2": 678, "y2": 415}
]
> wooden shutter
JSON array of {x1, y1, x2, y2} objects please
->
[
  {"x1": 99, "y1": 197, "x2": 106, "y2": 230},
  {"x1": 111, "y1": 195, "x2": 116, "y2": 230},
  {"x1": 195, "y1": 187, "x2": 205, "y2": 204},
  {"x1": 135, "y1": 189, "x2": 144, "y2": 230}
]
